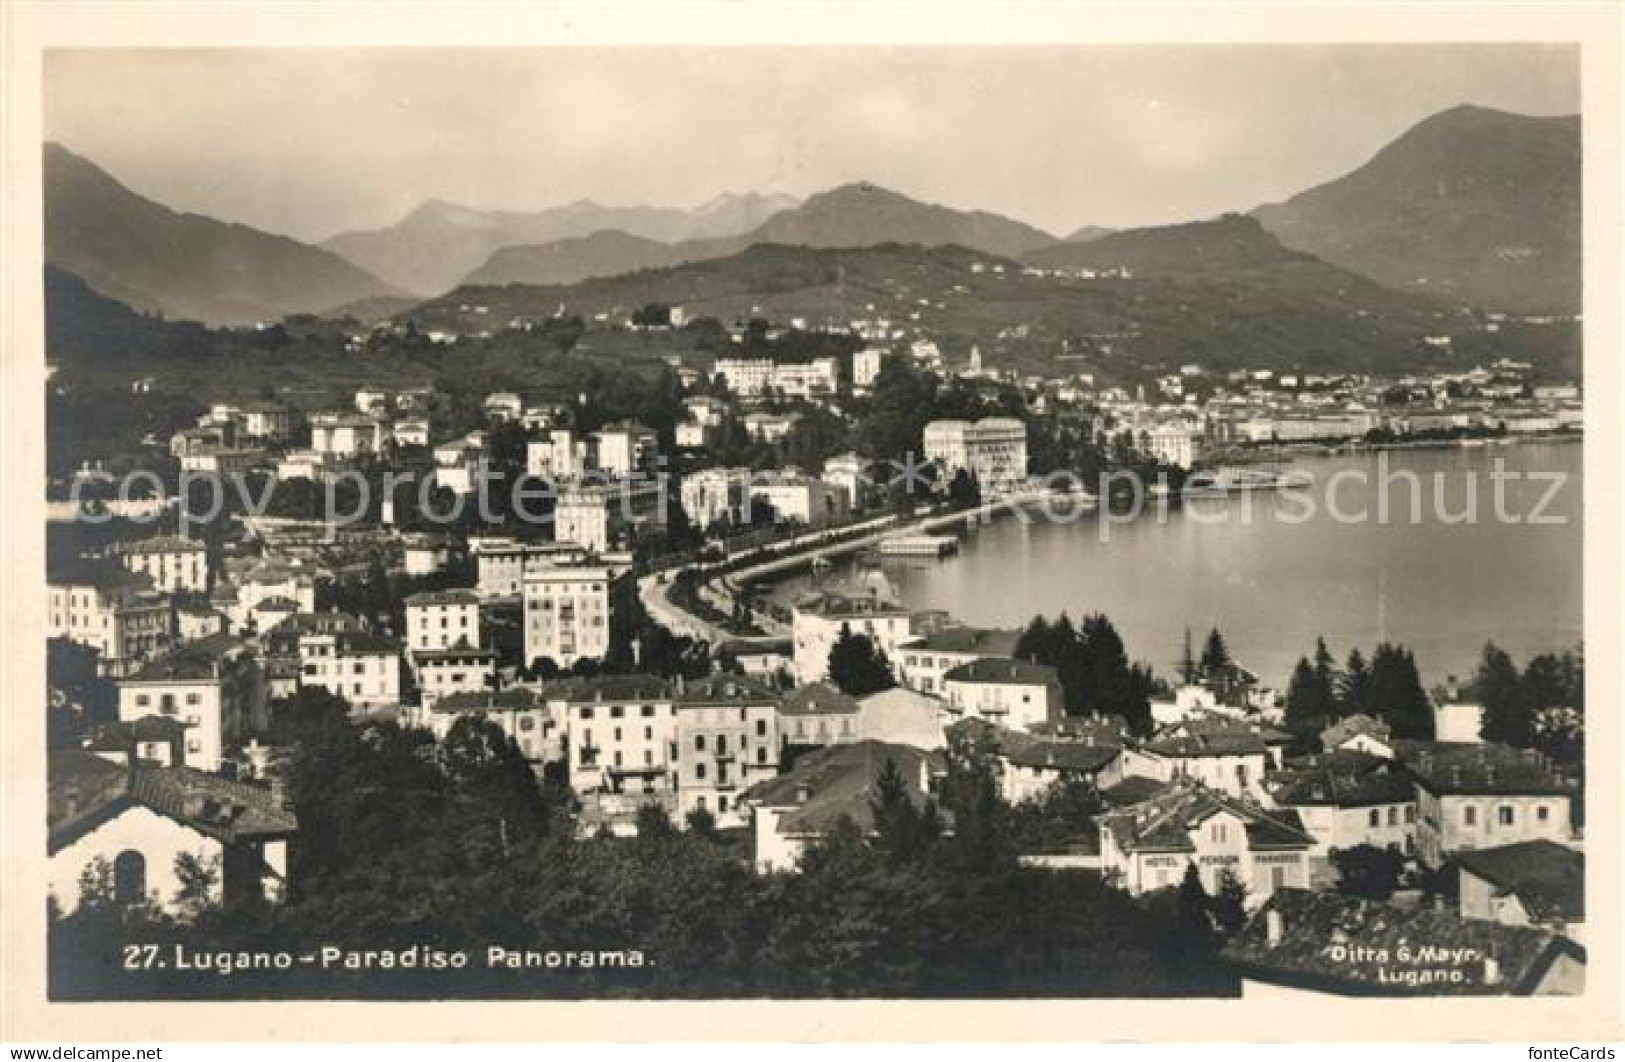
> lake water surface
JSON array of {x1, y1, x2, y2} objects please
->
[{"x1": 769, "y1": 441, "x2": 1582, "y2": 688}]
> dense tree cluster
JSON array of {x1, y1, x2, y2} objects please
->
[
  {"x1": 1283, "y1": 637, "x2": 1436, "y2": 746},
  {"x1": 50, "y1": 707, "x2": 1237, "y2": 1000},
  {"x1": 826, "y1": 625, "x2": 897, "y2": 697},
  {"x1": 1013, "y1": 613, "x2": 1155, "y2": 734}
]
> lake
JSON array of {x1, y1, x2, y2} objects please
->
[{"x1": 768, "y1": 440, "x2": 1583, "y2": 688}]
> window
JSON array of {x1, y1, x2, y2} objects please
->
[
  {"x1": 580, "y1": 708, "x2": 595, "y2": 720},
  {"x1": 1271, "y1": 866, "x2": 1287, "y2": 890},
  {"x1": 1369, "y1": 809, "x2": 1381, "y2": 828},
  {"x1": 611, "y1": 706, "x2": 624, "y2": 719},
  {"x1": 1387, "y1": 807, "x2": 1399, "y2": 827},
  {"x1": 695, "y1": 734, "x2": 706, "y2": 752},
  {"x1": 613, "y1": 727, "x2": 622, "y2": 742},
  {"x1": 756, "y1": 719, "x2": 767, "y2": 737},
  {"x1": 644, "y1": 726, "x2": 652, "y2": 740},
  {"x1": 717, "y1": 735, "x2": 729, "y2": 755},
  {"x1": 1464, "y1": 806, "x2": 1478, "y2": 827},
  {"x1": 1405, "y1": 806, "x2": 1416, "y2": 823},
  {"x1": 185, "y1": 692, "x2": 201, "y2": 706},
  {"x1": 642, "y1": 705, "x2": 655, "y2": 718},
  {"x1": 519, "y1": 717, "x2": 535, "y2": 732},
  {"x1": 1498, "y1": 806, "x2": 1515, "y2": 827},
  {"x1": 113, "y1": 850, "x2": 147, "y2": 906},
  {"x1": 757, "y1": 747, "x2": 768, "y2": 765},
  {"x1": 135, "y1": 694, "x2": 150, "y2": 708},
  {"x1": 614, "y1": 751, "x2": 623, "y2": 767},
  {"x1": 718, "y1": 796, "x2": 729, "y2": 813},
  {"x1": 1537, "y1": 805, "x2": 1550, "y2": 823},
  {"x1": 696, "y1": 763, "x2": 707, "y2": 780},
  {"x1": 1211, "y1": 823, "x2": 1228, "y2": 843}
]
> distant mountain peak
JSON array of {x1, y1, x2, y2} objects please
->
[{"x1": 1252, "y1": 102, "x2": 1579, "y2": 314}]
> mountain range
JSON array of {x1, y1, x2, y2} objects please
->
[
  {"x1": 1252, "y1": 104, "x2": 1580, "y2": 315},
  {"x1": 43, "y1": 102, "x2": 1582, "y2": 338},
  {"x1": 320, "y1": 192, "x2": 800, "y2": 295},
  {"x1": 458, "y1": 182, "x2": 1061, "y2": 289},
  {"x1": 43, "y1": 144, "x2": 408, "y2": 327}
]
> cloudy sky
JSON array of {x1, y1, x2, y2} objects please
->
[{"x1": 44, "y1": 45, "x2": 1578, "y2": 242}]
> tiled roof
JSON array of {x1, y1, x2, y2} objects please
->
[
  {"x1": 1454, "y1": 841, "x2": 1585, "y2": 923},
  {"x1": 48, "y1": 752, "x2": 296, "y2": 851},
  {"x1": 793, "y1": 591, "x2": 911, "y2": 620},
  {"x1": 1394, "y1": 740, "x2": 1572, "y2": 797},
  {"x1": 1143, "y1": 715, "x2": 1291, "y2": 758},
  {"x1": 1004, "y1": 740, "x2": 1121, "y2": 775},
  {"x1": 404, "y1": 589, "x2": 480, "y2": 607},
  {"x1": 1100, "y1": 775, "x2": 1177, "y2": 807},
  {"x1": 676, "y1": 674, "x2": 782, "y2": 707},
  {"x1": 1030, "y1": 714, "x2": 1132, "y2": 747},
  {"x1": 48, "y1": 558, "x2": 153, "y2": 594},
  {"x1": 121, "y1": 535, "x2": 207, "y2": 555},
  {"x1": 122, "y1": 634, "x2": 247, "y2": 683},
  {"x1": 1099, "y1": 783, "x2": 1315, "y2": 854},
  {"x1": 743, "y1": 740, "x2": 942, "y2": 836},
  {"x1": 1221, "y1": 889, "x2": 1583, "y2": 995},
  {"x1": 943, "y1": 657, "x2": 1058, "y2": 687},
  {"x1": 898, "y1": 626, "x2": 1022, "y2": 656},
  {"x1": 1266, "y1": 749, "x2": 1416, "y2": 808},
  {"x1": 544, "y1": 674, "x2": 673, "y2": 704},
  {"x1": 432, "y1": 686, "x2": 547, "y2": 714},
  {"x1": 1320, "y1": 712, "x2": 1392, "y2": 749},
  {"x1": 779, "y1": 682, "x2": 860, "y2": 717}
]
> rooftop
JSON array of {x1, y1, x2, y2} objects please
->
[
  {"x1": 1454, "y1": 840, "x2": 1585, "y2": 924},
  {"x1": 1221, "y1": 889, "x2": 1583, "y2": 996},
  {"x1": 943, "y1": 657, "x2": 1058, "y2": 687},
  {"x1": 120, "y1": 535, "x2": 207, "y2": 555},
  {"x1": 122, "y1": 634, "x2": 248, "y2": 684},
  {"x1": 405, "y1": 589, "x2": 481, "y2": 607},
  {"x1": 743, "y1": 740, "x2": 943, "y2": 836},
  {"x1": 545, "y1": 674, "x2": 673, "y2": 704},
  {"x1": 1099, "y1": 782, "x2": 1315, "y2": 854},
  {"x1": 1394, "y1": 740, "x2": 1572, "y2": 797},
  {"x1": 1266, "y1": 749, "x2": 1416, "y2": 808},
  {"x1": 1143, "y1": 715, "x2": 1292, "y2": 758},
  {"x1": 899, "y1": 626, "x2": 1022, "y2": 656},
  {"x1": 780, "y1": 682, "x2": 860, "y2": 717},
  {"x1": 676, "y1": 674, "x2": 782, "y2": 707}
]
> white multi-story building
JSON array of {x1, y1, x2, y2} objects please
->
[
  {"x1": 593, "y1": 421, "x2": 658, "y2": 479},
  {"x1": 712, "y1": 358, "x2": 776, "y2": 397},
  {"x1": 526, "y1": 429, "x2": 593, "y2": 484},
  {"x1": 117, "y1": 634, "x2": 265, "y2": 772},
  {"x1": 680, "y1": 467, "x2": 752, "y2": 530},
  {"x1": 48, "y1": 563, "x2": 175, "y2": 677},
  {"x1": 1401, "y1": 741, "x2": 1575, "y2": 868},
  {"x1": 896, "y1": 626, "x2": 1022, "y2": 696},
  {"x1": 1141, "y1": 422, "x2": 1203, "y2": 470},
  {"x1": 522, "y1": 566, "x2": 612, "y2": 669},
  {"x1": 853, "y1": 347, "x2": 887, "y2": 392},
  {"x1": 414, "y1": 643, "x2": 498, "y2": 709},
  {"x1": 309, "y1": 413, "x2": 386, "y2": 457},
  {"x1": 748, "y1": 473, "x2": 848, "y2": 528},
  {"x1": 821, "y1": 453, "x2": 868, "y2": 512},
  {"x1": 294, "y1": 627, "x2": 402, "y2": 710},
  {"x1": 1262, "y1": 749, "x2": 1419, "y2": 883},
  {"x1": 404, "y1": 589, "x2": 482, "y2": 654},
  {"x1": 922, "y1": 417, "x2": 1028, "y2": 495},
  {"x1": 117, "y1": 535, "x2": 210, "y2": 594},
  {"x1": 791, "y1": 590, "x2": 917, "y2": 685},
  {"x1": 551, "y1": 675, "x2": 676, "y2": 803},
  {"x1": 468, "y1": 537, "x2": 589, "y2": 598},
  {"x1": 674, "y1": 675, "x2": 782, "y2": 826},
  {"x1": 941, "y1": 658, "x2": 1061, "y2": 732}
]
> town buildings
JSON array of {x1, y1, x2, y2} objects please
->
[
  {"x1": 48, "y1": 750, "x2": 295, "y2": 917},
  {"x1": 940, "y1": 657, "x2": 1062, "y2": 732},
  {"x1": 1397, "y1": 740, "x2": 1575, "y2": 867},
  {"x1": 48, "y1": 562, "x2": 175, "y2": 677},
  {"x1": 922, "y1": 417, "x2": 1029, "y2": 495},
  {"x1": 1097, "y1": 783, "x2": 1316, "y2": 900},
  {"x1": 673, "y1": 675, "x2": 781, "y2": 826},
  {"x1": 117, "y1": 535, "x2": 210, "y2": 594},
  {"x1": 1456, "y1": 840, "x2": 1585, "y2": 944},
  {"x1": 896, "y1": 626, "x2": 1022, "y2": 696},
  {"x1": 791, "y1": 589, "x2": 918, "y2": 685},
  {"x1": 522, "y1": 565, "x2": 612, "y2": 669},
  {"x1": 117, "y1": 633, "x2": 265, "y2": 772}
]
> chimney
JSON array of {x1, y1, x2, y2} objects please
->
[{"x1": 1266, "y1": 909, "x2": 1284, "y2": 948}]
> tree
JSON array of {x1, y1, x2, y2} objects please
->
[
  {"x1": 685, "y1": 805, "x2": 719, "y2": 840},
  {"x1": 1475, "y1": 642, "x2": 1533, "y2": 748},
  {"x1": 827, "y1": 624, "x2": 896, "y2": 697},
  {"x1": 869, "y1": 757, "x2": 936, "y2": 865},
  {"x1": 172, "y1": 852, "x2": 220, "y2": 920},
  {"x1": 1198, "y1": 627, "x2": 1233, "y2": 677},
  {"x1": 1370, "y1": 642, "x2": 1434, "y2": 739},
  {"x1": 1339, "y1": 647, "x2": 1373, "y2": 717},
  {"x1": 1209, "y1": 869, "x2": 1249, "y2": 937},
  {"x1": 1283, "y1": 657, "x2": 1325, "y2": 739},
  {"x1": 946, "y1": 468, "x2": 982, "y2": 511},
  {"x1": 1178, "y1": 628, "x2": 1197, "y2": 685},
  {"x1": 1312, "y1": 637, "x2": 1338, "y2": 711},
  {"x1": 440, "y1": 714, "x2": 552, "y2": 849},
  {"x1": 1330, "y1": 844, "x2": 1405, "y2": 901}
]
